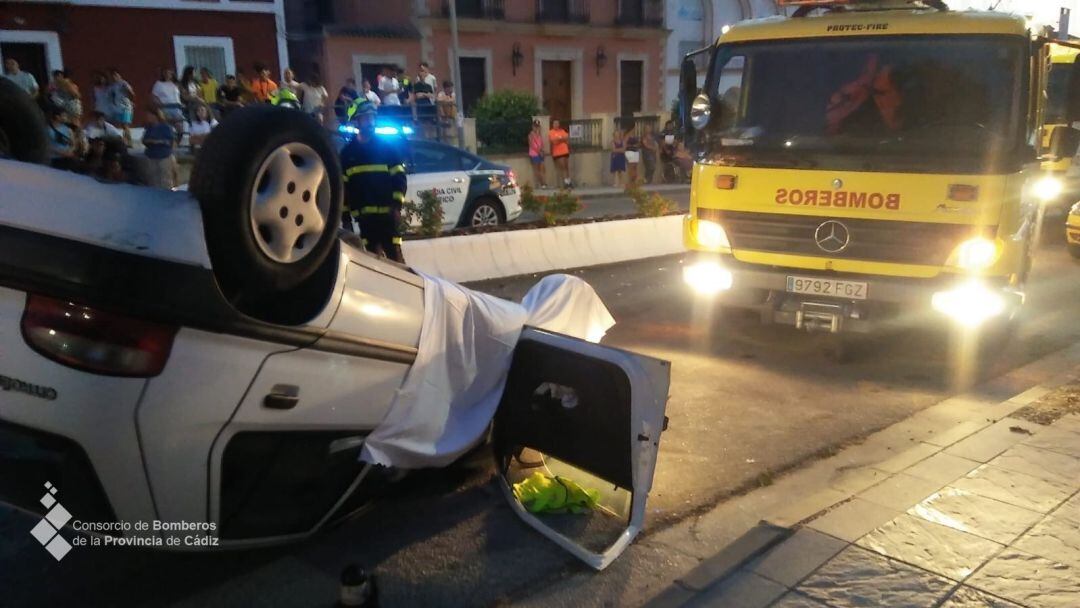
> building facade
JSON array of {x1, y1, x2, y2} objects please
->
[
  {"x1": 662, "y1": 0, "x2": 779, "y2": 108},
  {"x1": 0, "y1": 0, "x2": 286, "y2": 115},
  {"x1": 287, "y1": 0, "x2": 669, "y2": 120}
]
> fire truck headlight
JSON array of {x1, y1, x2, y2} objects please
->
[
  {"x1": 932, "y1": 282, "x2": 1006, "y2": 327},
  {"x1": 954, "y1": 237, "x2": 999, "y2": 270},
  {"x1": 683, "y1": 261, "x2": 733, "y2": 295},
  {"x1": 696, "y1": 220, "x2": 730, "y2": 250},
  {"x1": 1034, "y1": 176, "x2": 1063, "y2": 201}
]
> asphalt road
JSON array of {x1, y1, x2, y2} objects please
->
[{"x1": 5, "y1": 218, "x2": 1080, "y2": 608}]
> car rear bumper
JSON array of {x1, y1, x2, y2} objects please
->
[{"x1": 682, "y1": 254, "x2": 1023, "y2": 333}]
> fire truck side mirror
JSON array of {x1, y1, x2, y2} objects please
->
[
  {"x1": 1065, "y1": 55, "x2": 1080, "y2": 124},
  {"x1": 680, "y1": 57, "x2": 698, "y2": 140}
]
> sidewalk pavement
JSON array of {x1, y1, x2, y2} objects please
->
[
  {"x1": 536, "y1": 183, "x2": 690, "y2": 200},
  {"x1": 515, "y1": 342, "x2": 1080, "y2": 608}
]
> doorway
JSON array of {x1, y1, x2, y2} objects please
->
[
  {"x1": 541, "y1": 60, "x2": 572, "y2": 121},
  {"x1": 459, "y1": 56, "x2": 487, "y2": 116},
  {"x1": 0, "y1": 43, "x2": 48, "y2": 95},
  {"x1": 620, "y1": 59, "x2": 643, "y2": 117}
]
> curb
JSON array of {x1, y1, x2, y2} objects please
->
[
  {"x1": 571, "y1": 185, "x2": 690, "y2": 201},
  {"x1": 402, "y1": 215, "x2": 685, "y2": 283}
]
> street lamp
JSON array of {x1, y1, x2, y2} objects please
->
[
  {"x1": 595, "y1": 46, "x2": 607, "y2": 76},
  {"x1": 512, "y1": 43, "x2": 524, "y2": 76}
]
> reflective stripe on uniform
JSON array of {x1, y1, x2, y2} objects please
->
[
  {"x1": 388, "y1": 164, "x2": 406, "y2": 175},
  {"x1": 350, "y1": 209, "x2": 361, "y2": 218},
  {"x1": 344, "y1": 164, "x2": 390, "y2": 178},
  {"x1": 391, "y1": 237, "x2": 403, "y2": 245},
  {"x1": 359, "y1": 206, "x2": 391, "y2": 214},
  {"x1": 392, "y1": 192, "x2": 405, "y2": 203}
]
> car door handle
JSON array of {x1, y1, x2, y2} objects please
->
[
  {"x1": 263, "y1": 384, "x2": 299, "y2": 409},
  {"x1": 452, "y1": 177, "x2": 465, "y2": 183}
]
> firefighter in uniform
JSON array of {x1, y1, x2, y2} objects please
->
[
  {"x1": 340, "y1": 99, "x2": 408, "y2": 263},
  {"x1": 269, "y1": 87, "x2": 301, "y2": 110}
]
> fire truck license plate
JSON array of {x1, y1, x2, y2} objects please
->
[{"x1": 786, "y1": 276, "x2": 867, "y2": 300}]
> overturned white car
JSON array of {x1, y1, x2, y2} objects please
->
[{"x1": 0, "y1": 80, "x2": 669, "y2": 569}]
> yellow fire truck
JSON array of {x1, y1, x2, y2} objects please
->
[
  {"x1": 1037, "y1": 41, "x2": 1080, "y2": 209},
  {"x1": 679, "y1": 0, "x2": 1080, "y2": 335}
]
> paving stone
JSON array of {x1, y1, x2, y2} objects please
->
[
  {"x1": 794, "y1": 545, "x2": 955, "y2": 607},
  {"x1": 952, "y1": 464, "x2": 1074, "y2": 513},
  {"x1": 904, "y1": 452, "x2": 982, "y2": 485},
  {"x1": 1007, "y1": 385, "x2": 1054, "y2": 406},
  {"x1": 925, "y1": 420, "x2": 996, "y2": 449},
  {"x1": 749, "y1": 528, "x2": 848, "y2": 588},
  {"x1": 642, "y1": 583, "x2": 698, "y2": 608},
  {"x1": 1022, "y1": 427, "x2": 1080, "y2": 459},
  {"x1": 874, "y1": 443, "x2": 942, "y2": 474},
  {"x1": 940, "y1": 585, "x2": 1024, "y2": 607},
  {"x1": 1012, "y1": 515, "x2": 1080, "y2": 568},
  {"x1": 806, "y1": 498, "x2": 903, "y2": 543},
  {"x1": 987, "y1": 444, "x2": 1080, "y2": 486},
  {"x1": 828, "y1": 466, "x2": 889, "y2": 495},
  {"x1": 677, "y1": 523, "x2": 791, "y2": 592},
  {"x1": 908, "y1": 488, "x2": 1043, "y2": 545},
  {"x1": 767, "y1": 488, "x2": 849, "y2": 528},
  {"x1": 944, "y1": 418, "x2": 1039, "y2": 463},
  {"x1": 1055, "y1": 415, "x2": 1080, "y2": 434},
  {"x1": 1056, "y1": 492, "x2": 1080, "y2": 524},
  {"x1": 769, "y1": 591, "x2": 830, "y2": 607},
  {"x1": 968, "y1": 549, "x2": 1080, "y2": 608},
  {"x1": 857, "y1": 513, "x2": 1003, "y2": 581},
  {"x1": 685, "y1": 571, "x2": 786, "y2": 608},
  {"x1": 858, "y1": 473, "x2": 943, "y2": 511}
]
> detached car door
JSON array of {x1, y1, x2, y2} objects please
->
[
  {"x1": 494, "y1": 328, "x2": 670, "y2": 570},
  {"x1": 406, "y1": 142, "x2": 470, "y2": 229}
]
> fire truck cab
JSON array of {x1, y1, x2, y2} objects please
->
[{"x1": 679, "y1": 0, "x2": 1080, "y2": 336}]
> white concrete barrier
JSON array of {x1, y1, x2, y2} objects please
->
[{"x1": 401, "y1": 215, "x2": 686, "y2": 283}]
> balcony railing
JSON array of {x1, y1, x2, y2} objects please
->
[
  {"x1": 615, "y1": 0, "x2": 664, "y2": 27},
  {"x1": 441, "y1": 0, "x2": 505, "y2": 20},
  {"x1": 535, "y1": 0, "x2": 590, "y2": 24}
]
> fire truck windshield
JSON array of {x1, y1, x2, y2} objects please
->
[{"x1": 708, "y1": 36, "x2": 1025, "y2": 171}]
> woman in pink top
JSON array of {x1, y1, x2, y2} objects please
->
[{"x1": 527, "y1": 120, "x2": 547, "y2": 189}]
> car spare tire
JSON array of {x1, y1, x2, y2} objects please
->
[
  {"x1": 191, "y1": 105, "x2": 343, "y2": 296},
  {"x1": 0, "y1": 77, "x2": 48, "y2": 164}
]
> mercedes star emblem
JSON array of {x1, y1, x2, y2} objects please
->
[{"x1": 814, "y1": 220, "x2": 851, "y2": 254}]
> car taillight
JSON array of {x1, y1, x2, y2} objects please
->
[{"x1": 21, "y1": 295, "x2": 178, "y2": 377}]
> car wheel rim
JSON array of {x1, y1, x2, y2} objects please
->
[
  {"x1": 472, "y1": 204, "x2": 499, "y2": 226},
  {"x1": 249, "y1": 142, "x2": 331, "y2": 264}
]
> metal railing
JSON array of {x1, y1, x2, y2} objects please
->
[
  {"x1": 565, "y1": 118, "x2": 603, "y2": 151},
  {"x1": 535, "y1": 0, "x2": 590, "y2": 24},
  {"x1": 441, "y1": 0, "x2": 505, "y2": 20},
  {"x1": 616, "y1": 115, "x2": 660, "y2": 143},
  {"x1": 615, "y1": 0, "x2": 664, "y2": 27}
]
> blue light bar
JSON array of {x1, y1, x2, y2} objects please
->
[
  {"x1": 338, "y1": 124, "x2": 359, "y2": 135},
  {"x1": 402, "y1": 126, "x2": 415, "y2": 135},
  {"x1": 374, "y1": 126, "x2": 399, "y2": 136}
]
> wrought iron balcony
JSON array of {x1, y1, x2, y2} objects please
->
[
  {"x1": 615, "y1": 0, "x2": 664, "y2": 27},
  {"x1": 441, "y1": 0, "x2": 505, "y2": 20},
  {"x1": 535, "y1": 0, "x2": 590, "y2": 24}
]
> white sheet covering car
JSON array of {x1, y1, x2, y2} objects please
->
[{"x1": 0, "y1": 87, "x2": 668, "y2": 569}]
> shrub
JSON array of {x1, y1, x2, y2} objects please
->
[
  {"x1": 625, "y1": 184, "x2": 675, "y2": 217},
  {"x1": 401, "y1": 189, "x2": 444, "y2": 238},
  {"x1": 474, "y1": 90, "x2": 541, "y2": 153},
  {"x1": 520, "y1": 183, "x2": 581, "y2": 226}
]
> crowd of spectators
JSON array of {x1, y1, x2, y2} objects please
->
[
  {"x1": 334, "y1": 62, "x2": 457, "y2": 140},
  {"x1": 2, "y1": 58, "x2": 334, "y2": 189}
]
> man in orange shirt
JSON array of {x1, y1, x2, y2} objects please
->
[
  {"x1": 250, "y1": 65, "x2": 278, "y2": 103},
  {"x1": 549, "y1": 119, "x2": 572, "y2": 189}
]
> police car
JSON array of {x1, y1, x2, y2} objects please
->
[
  {"x1": 0, "y1": 80, "x2": 667, "y2": 570},
  {"x1": 338, "y1": 123, "x2": 522, "y2": 229}
]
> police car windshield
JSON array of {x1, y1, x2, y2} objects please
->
[{"x1": 709, "y1": 36, "x2": 1024, "y2": 167}]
